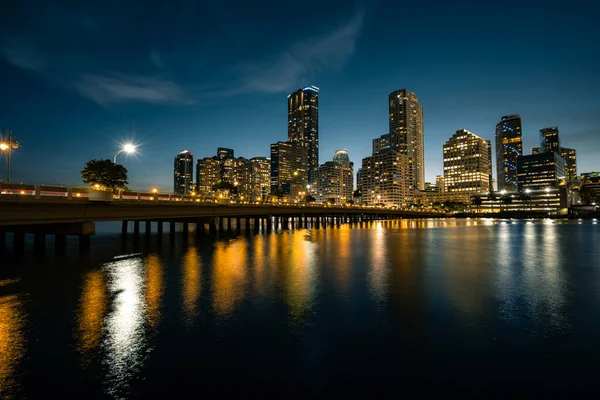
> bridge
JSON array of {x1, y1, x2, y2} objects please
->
[{"x1": 0, "y1": 183, "x2": 443, "y2": 252}]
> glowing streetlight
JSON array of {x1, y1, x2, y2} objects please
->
[
  {"x1": 0, "y1": 130, "x2": 20, "y2": 183},
  {"x1": 152, "y1": 188, "x2": 158, "y2": 194},
  {"x1": 114, "y1": 143, "x2": 136, "y2": 164}
]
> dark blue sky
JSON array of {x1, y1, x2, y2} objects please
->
[{"x1": 0, "y1": 0, "x2": 598, "y2": 191}]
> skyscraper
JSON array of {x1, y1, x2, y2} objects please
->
[
  {"x1": 540, "y1": 127, "x2": 560, "y2": 153},
  {"x1": 174, "y1": 150, "x2": 194, "y2": 195},
  {"x1": 388, "y1": 89, "x2": 424, "y2": 191},
  {"x1": 517, "y1": 152, "x2": 566, "y2": 190},
  {"x1": 288, "y1": 86, "x2": 319, "y2": 183},
  {"x1": 443, "y1": 129, "x2": 492, "y2": 193},
  {"x1": 495, "y1": 114, "x2": 522, "y2": 192},
  {"x1": 196, "y1": 156, "x2": 221, "y2": 198}
]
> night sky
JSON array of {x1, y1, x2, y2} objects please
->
[{"x1": 0, "y1": 0, "x2": 598, "y2": 191}]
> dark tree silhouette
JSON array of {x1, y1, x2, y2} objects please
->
[{"x1": 81, "y1": 159, "x2": 128, "y2": 192}]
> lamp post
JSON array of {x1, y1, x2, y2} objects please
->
[
  {"x1": 114, "y1": 143, "x2": 136, "y2": 164},
  {"x1": 0, "y1": 130, "x2": 20, "y2": 183}
]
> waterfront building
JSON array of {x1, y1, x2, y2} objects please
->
[
  {"x1": 248, "y1": 157, "x2": 271, "y2": 202},
  {"x1": 359, "y1": 148, "x2": 410, "y2": 207},
  {"x1": 270, "y1": 141, "x2": 308, "y2": 200},
  {"x1": 436, "y1": 175, "x2": 445, "y2": 193},
  {"x1": 412, "y1": 191, "x2": 471, "y2": 207},
  {"x1": 516, "y1": 152, "x2": 566, "y2": 190},
  {"x1": 314, "y1": 150, "x2": 354, "y2": 204},
  {"x1": 474, "y1": 188, "x2": 567, "y2": 213},
  {"x1": 422, "y1": 182, "x2": 440, "y2": 193},
  {"x1": 288, "y1": 86, "x2": 319, "y2": 183},
  {"x1": 443, "y1": 129, "x2": 492, "y2": 193},
  {"x1": 174, "y1": 150, "x2": 194, "y2": 195},
  {"x1": 196, "y1": 156, "x2": 221, "y2": 199},
  {"x1": 388, "y1": 89, "x2": 425, "y2": 190},
  {"x1": 495, "y1": 114, "x2": 522, "y2": 192}
]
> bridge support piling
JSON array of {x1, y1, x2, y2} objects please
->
[
  {"x1": 182, "y1": 222, "x2": 189, "y2": 235},
  {"x1": 266, "y1": 216, "x2": 272, "y2": 232},
  {"x1": 157, "y1": 221, "x2": 163, "y2": 234},
  {"x1": 245, "y1": 217, "x2": 251, "y2": 232},
  {"x1": 0, "y1": 231, "x2": 5, "y2": 252},
  {"x1": 133, "y1": 221, "x2": 140, "y2": 235},
  {"x1": 121, "y1": 221, "x2": 128, "y2": 234},
  {"x1": 227, "y1": 217, "x2": 232, "y2": 233},
  {"x1": 12, "y1": 232, "x2": 25, "y2": 253},
  {"x1": 34, "y1": 233, "x2": 46, "y2": 252},
  {"x1": 79, "y1": 235, "x2": 91, "y2": 252},
  {"x1": 55, "y1": 234, "x2": 67, "y2": 253},
  {"x1": 236, "y1": 218, "x2": 241, "y2": 234},
  {"x1": 218, "y1": 217, "x2": 224, "y2": 232},
  {"x1": 315, "y1": 217, "x2": 320, "y2": 229},
  {"x1": 170, "y1": 221, "x2": 176, "y2": 233},
  {"x1": 254, "y1": 218, "x2": 260, "y2": 233},
  {"x1": 282, "y1": 216, "x2": 289, "y2": 230},
  {"x1": 145, "y1": 221, "x2": 151, "y2": 234},
  {"x1": 209, "y1": 218, "x2": 217, "y2": 235}
]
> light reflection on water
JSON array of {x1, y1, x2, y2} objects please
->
[
  {"x1": 0, "y1": 289, "x2": 26, "y2": 400},
  {"x1": 1, "y1": 219, "x2": 599, "y2": 397},
  {"x1": 103, "y1": 256, "x2": 147, "y2": 397}
]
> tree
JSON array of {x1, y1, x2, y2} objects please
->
[
  {"x1": 305, "y1": 195, "x2": 316, "y2": 203},
  {"x1": 517, "y1": 191, "x2": 532, "y2": 211},
  {"x1": 81, "y1": 159, "x2": 128, "y2": 192},
  {"x1": 470, "y1": 195, "x2": 483, "y2": 214}
]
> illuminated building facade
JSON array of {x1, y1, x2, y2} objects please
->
[
  {"x1": 270, "y1": 141, "x2": 308, "y2": 199},
  {"x1": 516, "y1": 152, "x2": 566, "y2": 190},
  {"x1": 389, "y1": 89, "x2": 425, "y2": 190},
  {"x1": 174, "y1": 150, "x2": 194, "y2": 195},
  {"x1": 495, "y1": 114, "x2": 522, "y2": 192},
  {"x1": 359, "y1": 148, "x2": 410, "y2": 207},
  {"x1": 443, "y1": 129, "x2": 492, "y2": 193},
  {"x1": 436, "y1": 175, "x2": 445, "y2": 193},
  {"x1": 372, "y1": 133, "x2": 392, "y2": 155},
  {"x1": 560, "y1": 147, "x2": 577, "y2": 184},
  {"x1": 196, "y1": 157, "x2": 221, "y2": 198},
  {"x1": 248, "y1": 157, "x2": 271, "y2": 202},
  {"x1": 315, "y1": 150, "x2": 354, "y2": 204},
  {"x1": 288, "y1": 86, "x2": 319, "y2": 183}
]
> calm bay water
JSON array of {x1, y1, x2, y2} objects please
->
[{"x1": 1, "y1": 219, "x2": 600, "y2": 398}]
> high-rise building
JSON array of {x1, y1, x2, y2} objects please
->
[
  {"x1": 540, "y1": 127, "x2": 560, "y2": 153},
  {"x1": 248, "y1": 157, "x2": 271, "y2": 203},
  {"x1": 436, "y1": 175, "x2": 445, "y2": 193},
  {"x1": 288, "y1": 86, "x2": 319, "y2": 183},
  {"x1": 495, "y1": 114, "x2": 522, "y2": 192},
  {"x1": 531, "y1": 147, "x2": 541, "y2": 155},
  {"x1": 356, "y1": 168, "x2": 363, "y2": 192},
  {"x1": 517, "y1": 152, "x2": 566, "y2": 190},
  {"x1": 314, "y1": 150, "x2": 354, "y2": 204},
  {"x1": 217, "y1": 147, "x2": 234, "y2": 160},
  {"x1": 359, "y1": 149, "x2": 411, "y2": 207},
  {"x1": 174, "y1": 150, "x2": 194, "y2": 195},
  {"x1": 443, "y1": 129, "x2": 492, "y2": 193},
  {"x1": 372, "y1": 133, "x2": 392, "y2": 154},
  {"x1": 388, "y1": 89, "x2": 424, "y2": 191},
  {"x1": 560, "y1": 147, "x2": 577, "y2": 184},
  {"x1": 270, "y1": 141, "x2": 308, "y2": 199},
  {"x1": 196, "y1": 157, "x2": 221, "y2": 198}
]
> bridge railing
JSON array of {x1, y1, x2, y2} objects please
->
[{"x1": 0, "y1": 183, "x2": 447, "y2": 214}]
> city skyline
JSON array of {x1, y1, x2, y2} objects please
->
[{"x1": 0, "y1": 1, "x2": 598, "y2": 191}]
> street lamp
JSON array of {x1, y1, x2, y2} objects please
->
[
  {"x1": 114, "y1": 143, "x2": 136, "y2": 164},
  {"x1": 0, "y1": 130, "x2": 20, "y2": 183}
]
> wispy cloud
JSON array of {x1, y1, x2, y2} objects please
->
[
  {"x1": 230, "y1": 12, "x2": 364, "y2": 94},
  {"x1": 76, "y1": 74, "x2": 193, "y2": 106},
  {"x1": 149, "y1": 49, "x2": 164, "y2": 68},
  {"x1": 1, "y1": 38, "x2": 45, "y2": 71}
]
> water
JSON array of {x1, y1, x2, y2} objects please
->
[{"x1": 1, "y1": 219, "x2": 600, "y2": 398}]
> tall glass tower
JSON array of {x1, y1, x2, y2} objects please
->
[
  {"x1": 174, "y1": 150, "x2": 194, "y2": 195},
  {"x1": 495, "y1": 115, "x2": 522, "y2": 192},
  {"x1": 288, "y1": 86, "x2": 319, "y2": 183},
  {"x1": 388, "y1": 89, "x2": 424, "y2": 191},
  {"x1": 540, "y1": 126, "x2": 560, "y2": 153}
]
